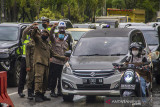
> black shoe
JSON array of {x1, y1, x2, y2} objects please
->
[
  {"x1": 28, "y1": 93, "x2": 34, "y2": 100},
  {"x1": 35, "y1": 96, "x2": 43, "y2": 102},
  {"x1": 46, "y1": 88, "x2": 51, "y2": 91},
  {"x1": 50, "y1": 92, "x2": 58, "y2": 97},
  {"x1": 27, "y1": 96, "x2": 34, "y2": 100},
  {"x1": 31, "y1": 93, "x2": 35, "y2": 97},
  {"x1": 35, "y1": 93, "x2": 43, "y2": 102},
  {"x1": 19, "y1": 93, "x2": 25, "y2": 98},
  {"x1": 42, "y1": 94, "x2": 51, "y2": 101},
  {"x1": 57, "y1": 92, "x2": 62, "y2": 96}
]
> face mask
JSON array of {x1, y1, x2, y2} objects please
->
[
  {"x1": 58, "y1": 34, "x2": 65, "y2": 40},
  {"x1": 42, "y1": 24, "x2": 47, "y2": 29},
  {"x1": 41, "y1": 35, "x2": 48, "y2": 40},
  {"x1": 132, "y1": 50, "x2": 139, "y2": 56}
]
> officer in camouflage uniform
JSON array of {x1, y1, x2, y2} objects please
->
[
  {"x1": 18, "y1": 23, "x2": 36, "y2": 98},
  {"x1": 21, "y1": 23, "x2": 38, "y2": 99},
  {"x1": 41, "y1": 18, "x2": 51, "y2": 31},
  {"x1": 31, "y1": 26, "x2": 67, "y2": 102}
]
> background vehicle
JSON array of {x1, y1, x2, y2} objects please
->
[
  {"x1": 66, "y1": 28, "x2": 93, "y2": 43},
  {"x1": 61, "y1": 28, "x2": 150, "y2": 102},
  {"x1": 73, "y1": 23, "x2": 97, "y2": 29},
  {"x1": 156, "y1": 11, "x2": 160, "y2": 22},
  {"x1": 34, "y1": 19, "x2": 73, "y2": 30},
  {"x1": 118, "y1": 22, "x2": 146, "y2": 28},
  {"x1": 95, "y1": 20, "x2": 118, "y2": 28},
  {"x1": 95, "y1": 16, "x2": 128, "y2": 23},
  {"x1": 0, "y1": 23, "x2": 27, "y2": 86},
  {"x1": 107, "y1": 8, "x2": 145, "y2": 23}
]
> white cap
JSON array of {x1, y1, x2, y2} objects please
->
[{"x1": 58, "y1": 21, "x2": 66, "y2": 28}]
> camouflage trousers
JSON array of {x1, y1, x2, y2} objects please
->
[
  {"x1": 34, "y1": 63, "x2": 49, "y2": 93},
  {"x1": 27, "y1": 67, "x2": 34, "y2": 90}
]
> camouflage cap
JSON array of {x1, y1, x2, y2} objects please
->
[
  {"x1": 42, "y1": 17, "x2": 49, "y2": 23},
  {"x1": 41, "y1": 29, "x2": 50, "y2": 36}
]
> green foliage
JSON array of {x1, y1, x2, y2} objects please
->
[
  {"x1": 38, "y1": 8, "x2": 55, "y2": 20},
  {"x1": 2, "y1": 0, "x2": 160, "y2": 22},
  {"x1": 112, "y1": 0, "x2": 125, "y2": 9}
]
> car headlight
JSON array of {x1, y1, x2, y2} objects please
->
[
  {"x1": 0, "y1": 49, "x2": 9, "y2": 54},
  {"x1": 63, "y1": 62, "x2": 73, "y2": 75},
  {"x1": 124, "y1": 70, "x2": 134, "y2": 83},
  {"x1": 0, "y1": 48, "x2": 15, "y2": 54}
]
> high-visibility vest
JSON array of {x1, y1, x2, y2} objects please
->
[
  {"x1": 16, "y1": 35, "x2": 31, "y2": 55},
  {"x1": 22, "y1": 35, "x2": 31, "y2": 55},
  {"x1": 47, "y1": 27, "x2": 51, "y2": 31}
]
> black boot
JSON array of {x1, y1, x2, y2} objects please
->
[
  {"x1": 35, "y1": 92, "x2": 43, "y2": 102},
  {"x1": 57, "y1": 90, "x2": 62, "y2": 96},
  {"x1": 42, "y1": 93, "x2": 51, "y2": 101},
  {"x1": 27, "y1": 89, "x2": 33, "y2": 100},
  {"x1": 18, "y1": 90, "x2": 25, "y2": 98},
  {"x1": 50, "y1": 91, "x2": 58, "y2": 97},
  {"x1": 31, "y1": 89, "x2": 35, "y2": 97}
]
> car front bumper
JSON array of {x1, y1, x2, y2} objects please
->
[{"x1": 61, "y1": 73, "x2": 121, "y2": 96}]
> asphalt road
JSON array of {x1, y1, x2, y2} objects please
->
[{"x1": 7, "y1": 78, "x2": 160, "y2": 107}]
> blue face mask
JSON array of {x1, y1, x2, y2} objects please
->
[{"x1": 59, "y1": 34, "x2": 65, "y2": 39}]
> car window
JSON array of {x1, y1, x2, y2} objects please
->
[
  {"x1": 65, "y1": 21, "x2": 73, "y2": 28},
  {"x1": 0, "y1": 26, "x2": 19, "y2": 41},
  {"x1": 74, "y1": 24, "x2": 89, "y2": 28},
  {"x1": 74, "y1": 37, "x2": 128, "y2": 56},
  {"x1": 70, "y1": 31, "x2": 86, "y2": 41},
  {"x1": 131, "y1": 33, "x2": 146, "y2": 48},
  {"x1": 141, "y1": 30, "x2": 159, "y2": 45}
]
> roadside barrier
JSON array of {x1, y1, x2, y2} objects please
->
[{"x1": 0, "y1": 71, "x2": 14, "y2": 107}]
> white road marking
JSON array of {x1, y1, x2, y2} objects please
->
[{"x1": 8, "y1": 89, "x2": 27, "y2": 96}]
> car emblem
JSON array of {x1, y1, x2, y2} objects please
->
[{"x1": 90, "y1": 72, "x2": 96, "y2": 77}]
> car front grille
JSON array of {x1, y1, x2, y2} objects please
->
[
  {"x1": 76, "y1": 84, "x2": 111, "y2": 90},
  {"x1": 73, "y1": 70, "x2": 115, "y2": 78}
]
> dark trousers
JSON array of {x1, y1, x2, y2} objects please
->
[
  {"x1": 48, "y1": 62, "x2": 53, "y2": 89},
  {"x1": 18, "y1": 57, "x2": 27, "y2": 93},
  {"x1": 50, "y1": 63, "x2": 63, "y2": 93}
]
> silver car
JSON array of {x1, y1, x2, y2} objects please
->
[{"x1": 61, "y1": 28, "x2": 150, "y2": 102}]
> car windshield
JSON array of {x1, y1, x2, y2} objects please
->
[
  {"x1": 74, "y1": 37, "x2": 128, "y2": 56},
  {"x1": 70, "y1": 31, "x2": 86, "y2": 41},
  {"x1": 141, "y1": 30, "x2": 159, "y2": 45},
  {"x1": 0, "y1": 26, "x2": 18, "y2": 41}
]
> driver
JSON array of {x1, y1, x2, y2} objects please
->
[{"x1": 125, "y1": 42, "x2": 151, "y2": 102}]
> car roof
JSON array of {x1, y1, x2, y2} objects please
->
[
  {"x1": 67, "y1": 28, "x2": 94, "y2": 32},
  {"x1": 147, "y1": 22, "x2": 160, "y2": 26},
  {"x1": 0, "y1": 23, "x2": 23, "y2": 27},
  {"x1": 82, "y1": 28, "x2": 134, "y2": 38},
  {"x1": 127, "y1": 26, "x2": 156, "y2": 30}
]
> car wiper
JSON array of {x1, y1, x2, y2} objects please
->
[
  {"x1": 79, "y1": 54, "x2": 109, "y2": 56},
  {"x1": 110, "y1": 53, "x2": 126, "y2": 56}
]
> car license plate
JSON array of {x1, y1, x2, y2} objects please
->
[
  {"x1": 121, "y1": 84, "x2": 136, "y2": 90},
  {"x1": 83, "y1": 78, "x2": 103, "y2": 84}
]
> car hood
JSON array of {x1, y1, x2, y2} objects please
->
[
  {"x1": 0, "y1": 41, "x2": 18, "y2": 48},
  {"x1": 69, "y1": 56, "x2": 127, "y2": 70}
]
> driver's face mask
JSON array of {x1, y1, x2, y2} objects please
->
[{"x1": 132, "y1": 50, "x2": 139, "y2": 56}]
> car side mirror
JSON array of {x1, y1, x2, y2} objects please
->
[{"x1": 65, "y1": 50, "x2": 72, "y2": 57}]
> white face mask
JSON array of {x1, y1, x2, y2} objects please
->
[{"x1": 132, "y1": 50, "x2": 139, "y2": 56}]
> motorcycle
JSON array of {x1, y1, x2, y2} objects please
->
[{"x1": 112, "y1": 62, "x2": 152, "y2": 105}]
